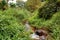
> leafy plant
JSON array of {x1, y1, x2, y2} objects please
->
[
  {"x1": 38, "y1": 0, "x2": 57, "y2": 20},
  {"x1": 0, "y1": 0, "x2": 7, "y2": 10},
  {"x1": 0, "y1": 8, "x2": 31, "y2": 40},
  {"x1": 25, "y1": 0, "x2": 41, "y2": 12}
]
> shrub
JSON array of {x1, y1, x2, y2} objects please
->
[
  {"x1": 0, "y1": 0, "x2": 7, "y2": 10},
  {"x1": 38, "y1": 0, "x2": 57, "y2": 20},
  {"x1": 25, "y1": 0, "x2": 41, "y2": 12}
]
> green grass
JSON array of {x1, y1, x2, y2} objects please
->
[
  {"x1": 0, "y1": 8, "x2": 60, "y2": 40},
  {"x1": 0, "y1": 8, "x2": 31, "y2": 40}
]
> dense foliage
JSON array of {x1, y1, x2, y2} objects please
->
[
  {"x1": 38, "y1": 0, "x2": 57, "y2": 20},
  {"x1": 0, "y1": 0, "x2": 60, "y2": 40},
  {"x1": 25, "y1": 0, "x2": 41, "y2": 12},
  {"x1": 0, "y1": 8, "x2": 31, "y2": 40},
  {"x1": 0, "y1": 0, "x2": 7, "y2": 10}
]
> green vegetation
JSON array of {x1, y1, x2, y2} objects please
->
[
  {"x1": 0, "y1": 0, "x2": 7, "y2": 10},
  {"x1": 0, "y1": 8, "x2": 60, "y2": 40},
  {"x1": 38, "y1": 0, "x2": 57, "y2": 20},
  {"x1": 25, "y1": 0, "x2": 41, "y2": 12},
  {"x1": 0, "y1": 8, "x2": 31, "y2": 40},
  {"x1": 0, "y1": 0, "x2": 60, "y2": 40}
]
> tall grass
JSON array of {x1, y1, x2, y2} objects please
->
[{"x1": 0, "y1": 8, "x2": 60, "y2": 40}]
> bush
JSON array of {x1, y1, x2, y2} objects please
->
[
  {"x1": 38, "y1": 0, "x2": 57, "y2": 20},
  {"x1": 25, "y1": 0, "x2": 41, "y2": 12},
  {"x1": 0, "y1": 0, "x2": 7, "y2": 10}
]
